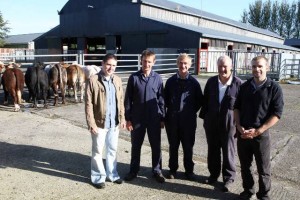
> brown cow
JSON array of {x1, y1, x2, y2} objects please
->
[
  {"x1": 48, "y1": 63, "x2": 67, "y2": 106},
  {"x1": 66, "y1": 64, "x2": 86, "y2": 102},
  {"x1": 1, "y1": 68, "x2": 25, "y2": 111}
]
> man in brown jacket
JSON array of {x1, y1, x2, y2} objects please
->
[{"x1": 85, "y1": 53, "x2": 125, "y2": 189}]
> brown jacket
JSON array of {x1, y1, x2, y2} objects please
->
[{"x1": 85, "y1": 73, "x2": 125, "y2": 131}]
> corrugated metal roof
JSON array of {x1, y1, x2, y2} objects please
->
[
  {"x1": 284, "y1": 38, "x2": 300, "y2": 46},
  {"x1": 5, "y1": 33, "x2": 44, "y2": 44},
  {"x1": 142, "y1": 0, "x2": 282, "y2": 39},
  {"x1": 144, "y1": 16, "x2": 300, "y2": 51}
]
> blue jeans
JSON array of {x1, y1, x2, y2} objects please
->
[{"x1": 91, "y1": 126, "x2": 120, "y2": 184}]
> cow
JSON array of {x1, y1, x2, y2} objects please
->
[
  {"x1": 48, "y1": 63, "x2": 67, "y2": 106},
  {"x1": 1, "y1": 68, "x2": 25, "y2": 111},
  {"x1": 0, "y1": 61, "x2": 4, "y2": 88},
  {"x1": 25, "y1": 63, "x2": 49, "y2": 108},
  {"x1": 82, "y1": 65, "x2": 101, "y2": 79},
  {"x1": 66, "y1": 64, "x2": 86, "y2": 102}
]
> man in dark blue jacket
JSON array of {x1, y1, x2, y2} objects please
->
[
  {"x1": 164, "y1": 53, "x2": 203, "y2": 180},
  {"x1": 234, "y1": 56, "x2": 284, "y2": 200},
  {"x1": 200, "y1": 55, "x2": 242, "y2": 192},
  {"x1": 124, "y1": 50, "x2": 166, "y2": 183}
]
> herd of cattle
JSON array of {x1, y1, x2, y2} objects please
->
[{"x1": 0, "y1": 61, "x2": 101, "y2": 111}]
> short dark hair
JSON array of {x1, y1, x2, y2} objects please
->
[
  {"x1": 141, "y1": 50, "x2": 155, "y2": 60},
  {"x1": 102, "y1": 53, "x2": 117, "y2": 63}
]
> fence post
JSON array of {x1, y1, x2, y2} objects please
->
[
  {"x1": 137, "y1": 54, "x2": 141, "y2": 71},
  {"x1": 77, "y1": 50, "x2": 82, "y2": 65},
  {"x1": 232, "y1": 51, "x2": 237, "y2": 76}
]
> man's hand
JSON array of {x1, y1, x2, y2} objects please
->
[
  {"x1": 241, "y1": 128, "x2": 262, "y2": 139},
  {"x1": 90, "y1": 127, "x2": 97, "y2": 135},
  {"x1": 126, "y1": 121, "x2": 133, "y2": 131}
]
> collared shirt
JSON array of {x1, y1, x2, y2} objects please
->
[
  {"x1": 250, "y1": 78, "x2": 267, "y2": 90},
  {"x1": 101, "y1": 74, "x2": 117, "y2": 128},
  {"x1": 234, "y1": 77, "x2": 284, "y2": 129},
  {"x1": 124, "y1": 70, "x2": 165, "y2": 123},
  {"x1": 176, "y1": 71, "x2": 190, "y2": 80},
  {"x1": 218, "y1": 75, "x2": 233, "y2": 103}
]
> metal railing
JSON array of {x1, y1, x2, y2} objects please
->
[
  {"x1": 198, "y1": 50, "x2": 282, "y2": 80},
  {"x1": 0, "y1": 53, "x2": 196, "y2": 81}
]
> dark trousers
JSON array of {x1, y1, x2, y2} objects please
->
[
  {"x1": 166, "y1": 121, "x2": 196, "y2": 174},
  {"x1": 205, "y1": 128, "x2": 236, "y2": 183},
  {"x1": 237, "y1": 131, "x2": 271, "y2": 199},
  {"x1": 129, "y1": 121, "x2": 162, "y2": 175}
]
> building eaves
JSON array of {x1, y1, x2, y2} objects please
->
[
  {"x1": 5, "y1": 33, "x2": 44, "y2": 44},
  {"x1": 143, "y1": 16, "x2": 300, "y2": 52},
  {"x1": 141, "y1": 0, "x2": 282, "y2": 40}
]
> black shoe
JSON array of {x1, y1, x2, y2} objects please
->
[
  {"x1": 204, "y1": 177, "x2": 217, "y2": 185},
  {"x1": 124, "y1": 172, "x2": 137, "y2": 181},
  {"x1": 239, "y1": 191, "x2": 254, "y2": 200},
  {"x1": 167, "y1": 171, "x2": 176, "y2": 179},
  {"x1": 185, "y1": 172, "x2": 196, "y2": 181},
  {"x1": 153, "y1": 173, "x2": 165, "y2": 183},
  {"x1": 113, "y1": 178, "x2": 124, "y2": 184},
  {"x1": 92, "y1": 182, "x2": 105, "y2": 189},
  {"x1": 222, "y1": 182, "x2": 232, "y2": 193}
]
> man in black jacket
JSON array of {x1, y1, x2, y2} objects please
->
[
  {"x1": 234, "y1": 56, "x2": 284, "y2": 200},
  {"x1": 164, "y1": 53, "x2": 203, "y2": 180},
  {"x1": 199, "y1": 55, "x2": 242, "y2": 192}
]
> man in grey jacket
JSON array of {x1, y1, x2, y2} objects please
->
[{"x1": 85, "y1": 53, "x2": 125, "y2": 189}]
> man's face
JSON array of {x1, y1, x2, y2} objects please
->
[
  {"x1": 141, "y1": 55, "x2": 155, "y2": 74},
  {"x1": 102, "y1": 58, "x2": 117, "y2": 76},
  {"x1": 177, "y1": 58, "x2": 191, "y2": 77},
  {"x1": 218, "y1": 58, "x2": 232, "y2": 79},
  {"x1": 252, "y1": 58, "x2": 268, "y2": 81}
]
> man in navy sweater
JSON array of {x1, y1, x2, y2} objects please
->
[
  {"x1": 124, "y1": 50, "x2": 166, "y2": 183},
  {"x1": 164, "y1": 53, "x2": 203, "y2": 180},
  {"x1": 234, "y1": 56, "x2": 283, "y2": 200}
]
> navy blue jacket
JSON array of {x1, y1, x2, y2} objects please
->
[
  {"x1": 164, "y1": 74, "x2": 203, "y2": 126},
  {"x1": 124, "y1": 70, "x2": 165, "y2": 124},
  {"x1": 234, "y1": 77, "x2": 284, "y2": 130},
  {"x1": 200, "y1": 75, "x2": 242, "y2": 134}
]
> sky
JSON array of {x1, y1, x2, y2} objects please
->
[{"x1": 0, "y1": 0, "x2": 296, "y2": 35}]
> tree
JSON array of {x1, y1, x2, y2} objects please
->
[
  {"x1": 270, "y1": 1, "x2": 279, "y2": 33},
  {"x1": 278, "y1": 1, "x2": 289, "y2": 37},
  {"x1": 0, "y1": 11, "x2": 10, "y2": 47},
  {"x1": 261, "y1": 0, "x2": 272, "y2": 29},
  {"x1": 241, "y1": 0, "x2": 300, "y2": 39},
  {"x1": 241, "y1": 9, "x2": 248, "y2": 23},
  {"x1": 294, "y1": 0, "x2": 300, "y2": 38},
  {"x1": 248, "y1": 0, "x2": 263, "y2": 27},
  {"x1": 285, "y1": 2, "x2": 297, "y2": 38}
]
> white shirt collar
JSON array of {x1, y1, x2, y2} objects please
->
[{"x1": 218, "y1": 75, "x2": 233, "y2": 86}]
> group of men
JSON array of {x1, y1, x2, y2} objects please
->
[{"x1": 85, "y1": 50, "x2": 284, "y2": 200}]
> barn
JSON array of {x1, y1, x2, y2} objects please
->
[
  {"x1": 35, "y1": 0, "x2": 299, "y2": 55},
  {"x1": 33, "y1": 0, "x2": 300, "y2": 76}
]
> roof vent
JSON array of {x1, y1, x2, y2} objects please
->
[{"x1": 132, "y1": 0, "x2": 138, "y2": 3}]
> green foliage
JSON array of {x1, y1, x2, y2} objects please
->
[
  {"x1": 241, "y1": 0, "x2": 300, "y2": 39},
  {"x1": 0, "y1": 11, "x2": 10, "y2": 47}
]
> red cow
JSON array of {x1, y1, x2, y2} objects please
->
[
  {"x1": 1, "y1": 68, "x2": 25, "y2": 111},
  {"x1": 48, "y1": 63, "x2": 67, "y2": 106},
  {"x1": 66, "y1": 64, "x2": 86, "y2": 102}
]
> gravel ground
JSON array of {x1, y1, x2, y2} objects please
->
[{"x1": 0, "y1": 77, "x2": 300, "y2": 200}]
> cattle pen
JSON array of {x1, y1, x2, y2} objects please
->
[{"x1": 1, "y1": 50, "x2": 300, "y2": 81}]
